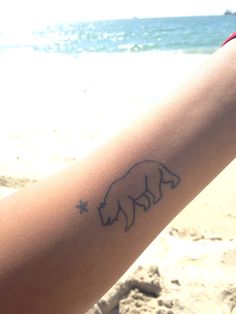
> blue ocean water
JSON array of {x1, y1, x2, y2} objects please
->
[{"x1": 0, "y1": 15, "x2": 236, "y2": 55}]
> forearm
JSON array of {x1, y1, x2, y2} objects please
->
[{"x1": 0, "y1": 41, "x2": 236, "y2": 314}]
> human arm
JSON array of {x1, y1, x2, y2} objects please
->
[{"x1": 0, "y1": 40, "x2": 236, "y2": 314}]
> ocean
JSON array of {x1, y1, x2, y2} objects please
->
[
  {"x1": 31, "y1": 15, "x2": 236, "y2": 54},
  {"x1": 1, "y1": 15, "x2": 236, "y2": 54},
  {"x1": 0, "y1": 15, "x2": 236, "y2": 172}
]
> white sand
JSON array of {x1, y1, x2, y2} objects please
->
[{"x1": 0, "y1": 52, "x2": 209, "y2": 180}]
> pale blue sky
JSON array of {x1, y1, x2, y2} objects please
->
[{"x1": 0, "y1": 0, "x2": 235, "y2": 28}]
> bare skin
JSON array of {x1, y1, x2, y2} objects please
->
[{"x1": 0, "y1": 40, "x2": 235, "y2": 314}]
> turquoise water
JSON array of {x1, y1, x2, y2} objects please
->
[{"x1": 1, "y1": 15, "x2": 236, "y2": 55}]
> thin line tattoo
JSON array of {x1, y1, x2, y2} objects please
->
[{"x1": 97, "y1": 160, "x2": 180, "y2": 231}]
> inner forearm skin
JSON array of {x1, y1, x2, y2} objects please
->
[{"x1": 0, "y1": 41, "x2": 236, "y2": 314}]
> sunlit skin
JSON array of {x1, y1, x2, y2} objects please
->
[{"x1": 0, "y1": 39, "x2": 235, "y2": 314}]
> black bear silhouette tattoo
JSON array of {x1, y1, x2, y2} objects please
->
[{"x1": 98, "y1": 160, "x2": 180, "y2": 231}]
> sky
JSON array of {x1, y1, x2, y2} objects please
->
[{"x1": 0, "y1": 0, "x2": 235, "y2": 29}]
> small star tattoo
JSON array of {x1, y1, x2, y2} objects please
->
[{"x1": 76, "y1": 200, "x2": 89, "y2": 214}]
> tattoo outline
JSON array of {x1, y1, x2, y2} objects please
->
[{"x1": 97, "y1": 160, "x2": 180, "y2": 231}]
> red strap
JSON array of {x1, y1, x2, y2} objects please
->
[{"x1": 221, "y1": 32, "x2": 236, "y2": 47}]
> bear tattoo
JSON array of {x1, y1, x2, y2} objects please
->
[{"x1": 98, "y1": 160, "x2": 180, "y2": 231}]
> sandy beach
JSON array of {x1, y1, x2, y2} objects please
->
[{"x1": 0, "y1": 52, "x2": 235, "y2": 313}]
